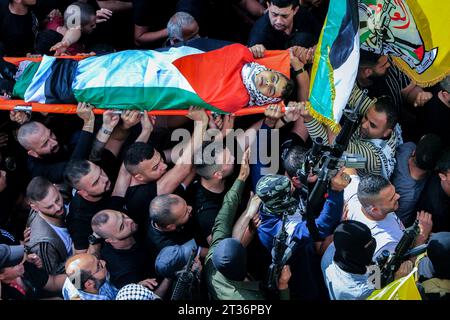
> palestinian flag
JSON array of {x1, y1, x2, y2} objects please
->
[
  {"x1": 15, "y1": 44, "x2": 290, "y2": 114},
  {"x1": 308, "y1": 0, "x2": 360, "y2": 132}
]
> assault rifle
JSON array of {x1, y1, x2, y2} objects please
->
[
  {"x1": 299, "y1": 106, "x2": 364, "y2": 240},
  {"x1": 376, "y1": 220, "x2": 421, "y2": 287},
  {"x1": 171, "y1": 247, "x2": 200, "y2": 300}
]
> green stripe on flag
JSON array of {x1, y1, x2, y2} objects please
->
[
  {"x1": 13, "y1": 62, "x2": 40, "y2": 99},
  {"x1": 309, "y1": 0, "x2": 347, "y2": 120},
  {"x1": 73, "y1": 87, "x2": 227, "y2": 113}
]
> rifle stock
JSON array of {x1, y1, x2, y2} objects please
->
[{"x1": 171, "y1": 248, "x2": 198, "y2": 300}]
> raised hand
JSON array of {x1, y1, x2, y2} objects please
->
[
  {"x1": 138, "y1": 278, "x2": 159, "y2": 290},
  {"x1": 330, "y1": 167, "x2": 351, "y2": 192},
  {"x1": 264, "y1": 104, "x2": 284, "y2": 120},
  {"x1": 298, "y1": 101, "x2": 313, "y2": 122},
  {"x1": 96, "y1": 8, "x2": 112, "y2": 23},
  {"x1": 50, "y1": 40, "x2": 70, "y2": 56},
  {"x1": 208, "y1": 113, "x2": 223, "y2": 130},
  {"x1": 121, "y1": 110, "x2": 141, "y2": 129},
  {"x1": 249, "y1": 44, "x2": 266, "y2": 59},
  {"x1": 76, "y1": 102, "x2": 94, "y2": 123},
  {"x1": 221, "y1": 114, "x2": 235, "y2": 134},
  {"x1": 289, "y1": 47, "x2": 305, "y2": 71},
  {"x1": 102, "y1": 109, "x2": 120, "y2": 131},
  {"x1": 141, "y1": 112, "x2": 156, "y2": 134},
  {"x1": 187, "y1": 106, "x2": 208, "y2": 123},
  {"x1": 277, "y1": 265, "x2": 292, "y2": 290},
  {"x1": 283, "y1": 102, "x2": 303, "y2": 123},
  {"x1": 413, "y1": 91, "x2": 433, "y2": 107},
  {"x1": 238, "y1": 148, "x2": 251, "y2": 181},
  {"x1": 9, "y1": 110, "x2": 31, "y2": 125},
  {"x1": 416, "y1": 210, "x2": 433, "y2": 239}
]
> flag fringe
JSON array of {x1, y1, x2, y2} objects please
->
[
  {"x1": 306, "y1": 101, "x2": 341, "y2": 134},
  {"x1": 392, "y1": 57, "x2": 450, "y2": 87}
]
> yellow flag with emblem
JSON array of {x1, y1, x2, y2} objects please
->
[
  {"x1": 359, "y1": 0, "x2": 450, "y2": 87},
  {"x1": 367, "y1": 268, "x2": 422, "y2": 300}
]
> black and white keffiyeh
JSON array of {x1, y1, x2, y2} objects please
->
[
  {"x1": 116, "y1": 284, "x2": 161, "y2": 300},
  {"x1": 241, "y1": 62, "x2": 283, "y2": 106}
]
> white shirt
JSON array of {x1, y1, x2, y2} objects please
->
[{"x1": 344, "y1": 175, "x2": 405, "y2": 258}]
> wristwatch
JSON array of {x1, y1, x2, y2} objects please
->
[
  {"x1": 292, "y1": 67, "x2": 305, "y2": 77},
  {"x1": 88, "y1": 233, "x2": 102, "y2": 245}
]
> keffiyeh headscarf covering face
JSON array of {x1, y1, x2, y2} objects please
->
[{"x1": 242, "y1": 62, "x2": 283, "y2": 106}]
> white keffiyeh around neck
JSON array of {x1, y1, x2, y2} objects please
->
[
  {"x1": 367, "y1": 124, "x2": 403, "y2": 178},
  {"x1": 241, "y1": 62, "x2": 283, "y2": 106}
]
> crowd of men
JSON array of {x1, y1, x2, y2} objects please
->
[{"x1": 1, "y1": 0, "x2": 449, "y2": 300}]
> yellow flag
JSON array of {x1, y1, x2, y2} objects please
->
[
  {"x1": 359, "y1": 0, "x2": 450, "y2": 86},
  {"x1": 367, "y1": 268, "x2": 422, "y2": 300}
]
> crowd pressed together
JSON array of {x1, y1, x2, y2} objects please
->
[{"x1": 0, "y1": 0, "x2": 449, "y2": 301}]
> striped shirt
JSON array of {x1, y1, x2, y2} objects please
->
[{"x1": 305, "y1": 86, "x2": 401, "y2": 177}]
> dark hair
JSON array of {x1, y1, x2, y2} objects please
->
[
  {"x1": 194, "y1": 141, "x2": 225, "y2": 179},
  {"x1": 91, "y1": 210, "x2": 110, "y2": 238},
  {"x1": 415, "y1": 134, "x2": 443, "y2": 171},
  {"x1": 0, "y1": 79, "x2": 14, "y2": 96},
  {"x1": 124, "y1": 142, "x2": 155, "y2": 175},
  {"x1": 437, "y1": 148, "x2": 450, "y2": 174},
  {"x1": 281, "y1": 77, "x2": 295, "y2": 100},
  {"x1": 357, "y1": 174, "x2": 391, "y2": 208},
  {"x1": 34, "y1": 30, "x2": 63, "y2": 56},
  {"x1": 64, "y1": 159, "x2": 91, "y2": 188},
  {"x1": 283, "y1": 145, "x2": 307, "y2": 178},
  {"x1": 269, "y1": 0, "x2": 299, "y2": 8},
  {"x1": 26, "y1": 176, "x2": 54, "y2": 202},
  {"x1": 359, "y1": 49, "x2": 382, "y2": 68},
  {"x1": 64, "y1": 1, "x2": 96, "y2": 29},
  {"x1": 373, "y1": 96, "x2": 398, "y2": 129},
  {"x1": 149, "y1": 195, "x2": 181, "y2": 227}
]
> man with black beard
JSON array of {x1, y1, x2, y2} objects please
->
[
  {"x1": 64, "y1": 159, "x2": 125, "y2": 253},
  {"x1": 356, "y1": 49, "x2": 433, "y2": 140},
  {"x1": 17, "y1": 102, "x2": 95, "y2": 183}
]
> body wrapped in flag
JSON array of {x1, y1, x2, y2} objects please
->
[{"x1": 8, "y1": 44, "x2": 291, "y2": 114}]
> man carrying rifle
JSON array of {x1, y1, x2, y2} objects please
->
[
  {"x1": 302, "y1": 92, "x2": 402, "y2": 179},
  {"x1": 255, "y1": 169, "x2": 349, "y2": 300},
  {"x1": 322, "y1": 220, "x2": 412, "y2": 300},
  {"x1": 341, "y1": 173, "x2": 433, "y2": 259}
]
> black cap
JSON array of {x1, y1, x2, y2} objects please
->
[{"x1": 333, "y1": 220, "x2": 376, "y2": 274}]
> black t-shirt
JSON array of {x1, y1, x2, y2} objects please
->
[
  {"x1": 132, "y1": 0, "x2": 178, "y2": 48},
  {"x1": 0, "y1": 0, "x2": 38, "y2": 56},
  {"x1": 186, "y1": 180, "x2": 226, "y2": 246},
  {"x1": 125, "y1": 181, "x2": 187, "y2": 238},
  {"x1": 66, "y1": 194, "x2": 124, "y2": 250},
  {"x1": 416, "y1": 174, "x2": 450, "y2": 233},
  {"x1": 146, "y1": 219, "x2": 197, "y2": 254},
  {"x1": 248, "y1": 8, "x2": 320, "y2": 49},
  {"x1": 0, "y1": 262, "x2": 48, "y2": 300},
  {"x1": 125, "y1": 182, "x2": 157, "y2": 229},
  {"x1": 416, "y1": 94, "x2": 450, "y2": 145},
  {"x1": 100, "y1": 241, "x2": 155, "y2": 289},
  {"x1": 26, "y1": 130, "x2": 93, "y2": 184}
]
